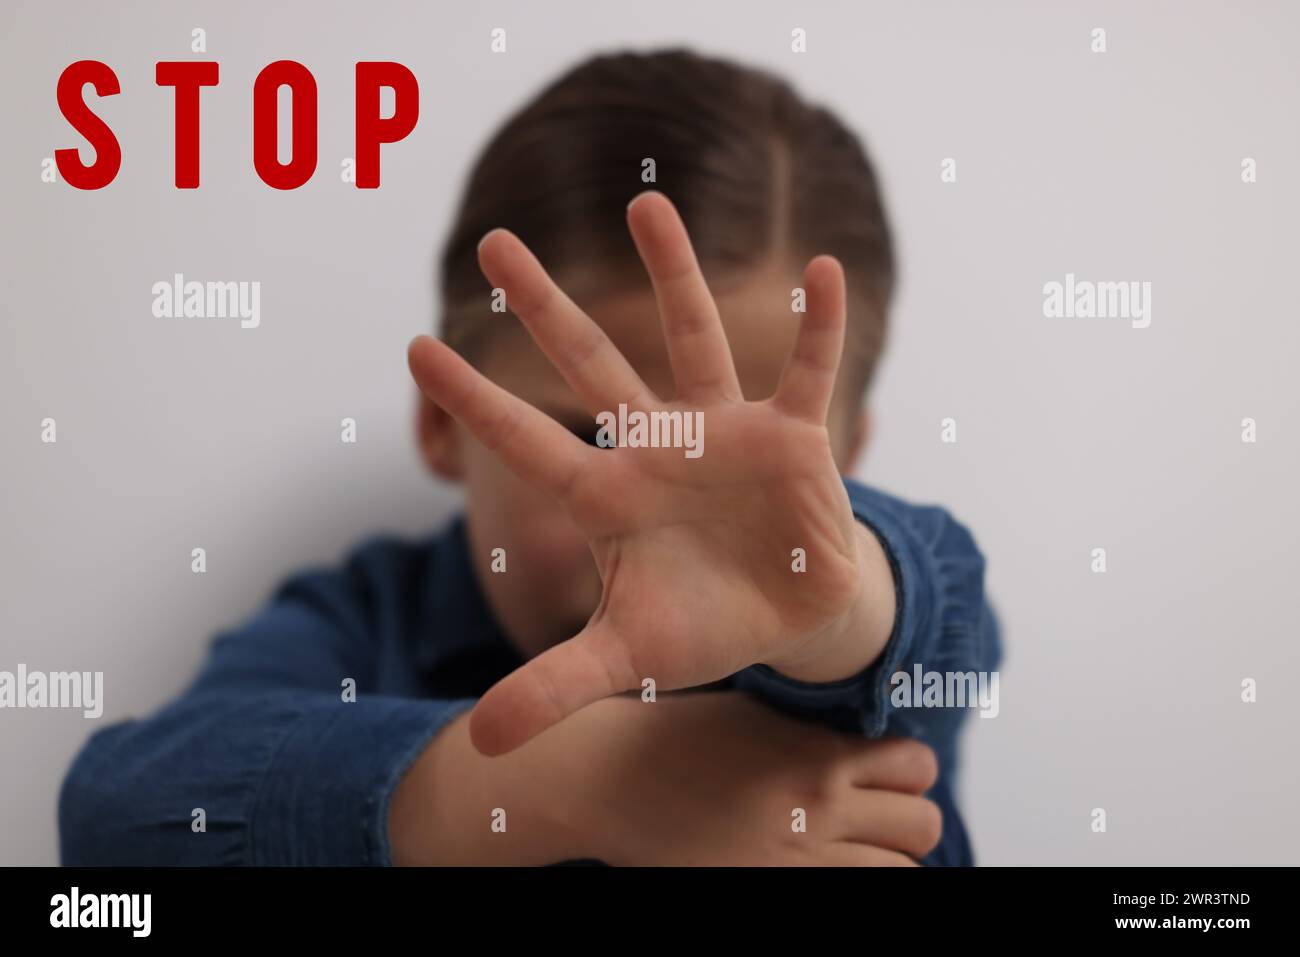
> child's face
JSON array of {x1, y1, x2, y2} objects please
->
[{"x1": 419, "y1": 260, "x2": 870, "y2": 661}]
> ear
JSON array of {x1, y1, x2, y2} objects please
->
[
  {"x1": 843, "y1": 406, "x2": 871, "y2": 475},
  {"x1": 416, "y1": 390, "x2": 465, "y2": 482}
]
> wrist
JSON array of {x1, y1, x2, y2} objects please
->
[
  {"x1": 525, "y1": 695, "x2": 636, "y2": 862},
  {"x1": 389, "y1": 706, "x2": 600, "y2": 866},
  {"x1": 553, "y1": 694, "x2": 646, "y2": 863},
  {"x1": 768, "y1": 522, "x2": 896, "y2": 683}
]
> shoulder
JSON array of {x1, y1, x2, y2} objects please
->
[
  {"x1": 229, "y1": 519, "x2": 461, "y2": 648},
  {"x1": 273, "y1": 521, "x2": 455, "y2": 601}
]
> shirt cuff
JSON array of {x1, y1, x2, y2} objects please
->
[
  {"x1": 249, "y1": 694, "x2": 477, "y2": 865},
  {"x1": 728, "y1": 487, "x2": 934, "y2": 737}
]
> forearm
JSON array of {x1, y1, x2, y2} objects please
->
[{"x1": 390, "y1": 698, "x2": 625, "y2": 866}]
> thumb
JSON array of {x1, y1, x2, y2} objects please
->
[{"x1": 468, "y1": 620, "x2": 637, "y2": 756}]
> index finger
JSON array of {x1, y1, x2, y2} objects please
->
[
  {"x1": 477, "y1": 228, "x2": 657, "y2": 416},
  {"x1": 408, "y1": 335, "x2": 594, "y2": 503}
]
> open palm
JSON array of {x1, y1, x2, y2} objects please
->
[{"x1": 409, "y1": 190, "x2": 868, "y2": 756}]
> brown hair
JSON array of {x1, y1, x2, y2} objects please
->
[{"x1": 437, "y1": 47, "x2": 896, "y2": 403}]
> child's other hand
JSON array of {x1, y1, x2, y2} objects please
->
[
  {"x1": 582, "y1": 691, "x2": 942, "y2": 866},
  {"x1": 408, "y1": 190, "x2": 895, "y2": 757}
]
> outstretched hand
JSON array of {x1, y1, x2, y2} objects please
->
[{"x1": 408, "y1": 190, "x2": 895, "y2": 756}]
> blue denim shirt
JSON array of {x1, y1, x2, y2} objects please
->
[{"x1": 59, "y1": 479, "x2": 1001, "y2": 866}]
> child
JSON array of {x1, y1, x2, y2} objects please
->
[{"x1": 59, "y1": 48, "x2": 1000, "y2": 866}]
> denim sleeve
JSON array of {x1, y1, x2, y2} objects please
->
[
  {"x1": 728, "y1": 479, "x2": 1002, "y2": 865},
  {"x1": 58, "y1": 564, "x2": 477, "y2": 866}
]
